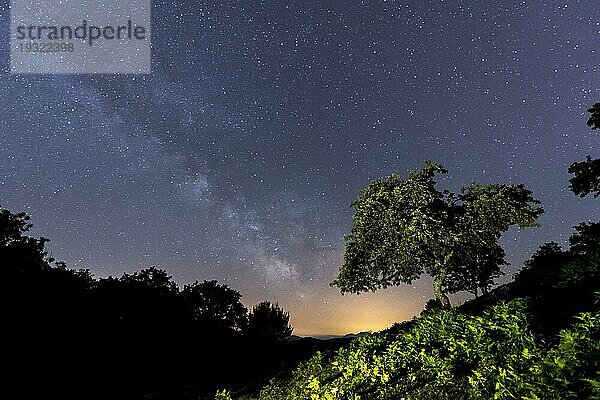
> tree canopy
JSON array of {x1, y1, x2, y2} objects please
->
[
  {"x1": 569, "y1": 156, "x2": 600, "y2": 198},
  {"x1": 332, "y1": 161, "x2": 543, "y2": 307},
  {"x1": 247, "y1": 301, "x2": 293, "y2": 342},
  {"x1": 568, "y1": 103, "x2": 600, "y2": 198},
  {"x1": 181, "y1": 280, "x2": 248, "y2": 334},
  {"x1": 569, "y1": 222, "x2": 600, "y2": 256},
  {"x1": 0, "y1": 207, "x2": 32, "y2": 245}
]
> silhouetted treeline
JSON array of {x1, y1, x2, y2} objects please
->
[{"x1": 0, "y1": 206, "x2": 326, "y2": 400}]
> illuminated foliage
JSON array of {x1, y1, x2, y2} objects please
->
[
  {"x1": 332, "y1": 161, "x2": 543, "y2": 307},
  {"x1": 233, "y1": 299, "x2": 599, "y2": 400}
]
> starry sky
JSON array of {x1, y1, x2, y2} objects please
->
[{"x1": 0, "y1": 0, "x2": 599, "y2": 335}]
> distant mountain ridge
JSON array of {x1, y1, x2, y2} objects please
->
[{"x1": 288, "y1": 332, "x2": 368, "y2": 341}]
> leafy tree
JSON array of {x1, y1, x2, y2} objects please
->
[
  {"x1": 586, "y1": 102, "x2": 600, "y2": 129},
  {"x1": 525, "y1": 242, "x2": 566, "y2": 267},
  {"x1": 332, "y1": 161, "x2": 543, "y2": 307},
  {"x1": 181, "y1": 280, "x2": 248, "y2": 334},
  {"x1": 514, "y1": 242, "x2": 571, "y2": 290},
  {"x1": 0, "y1": 205, "x2": 92, "y2": 290},
  {"x1": 444, "y1": 241, "x2": 507, "y2": 297},
  {"x1": 0, "y1": 205, "x2": 51, "y2": 274},
  {"x1": 94, "y1": 267, "x2": 180, "y2": 327},
  {"x1": 247, "y1": 301, "x2": 293, "y2": 342},
  {"x1": 119, "y1": 266, "x2": 179, "y2": 295},
  {"x1": 569, "y1": 221, "x2": 600, "y2": 256},
  {"x1": 568, "y1": 103, "x2": 600, "y2": 198},
  {"x1": 0, "y1": 207, "x2": 32, "y2": 245},
  {"x1": 569, "y1": 156, "x2": 600, "y2": 198}
]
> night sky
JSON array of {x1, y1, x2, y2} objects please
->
[{"x1": 1, "y1": 1, "x2": 598, "y2": 335}]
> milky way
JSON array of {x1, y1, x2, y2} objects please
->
[{"x1": 0, "y1": 0, "x2": 598, "y2": 334}]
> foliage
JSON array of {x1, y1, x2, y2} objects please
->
[
  {"x1": 332, "y1": 161, "x2": 543, "y2": 307},
  {"x1": 568, "y1": 103, "x2": 600, "y2": 198},
  {"x1": 569, "y1": 156, "x2": 600, "y2": 198},
  {"x1": 247, "y1": 301, "x2": 293, "y2": 342},
  {"x1": 216, "y1": 389, "x2": 235, "y2": 400},
  {"x1": 516, "y1": 224, "x2": 599, "y2": 295},
  {"x1": 586, "y1": 102, "x2": 600, "y2": 130},
  {"x1": 444, "y1": 240, "x2": 506, "y2": 297},
  {"x1": 570, "y1": 222, "x2": 600, "y2": 256},
  {"x1": 0, "y1": 207, "x2": 33, "y2": 245},
  {"x1": 0, "y1": 204, "x2": 52, "y2": 273},
  {"x1": 465, "y1": 225, "x2": 599, "y2": 337},
  {"x1": 181, "y1": 280, "x2": 249, "y2": 334},
  {"x1": 537, "y1": 309, "x2": 600, "y2": 399},
  {"x1": 515, "y1": 242, "x2": 572, "y2": 288},
  {"x1": 421, "y1": 298, "x2": 443, "y2": 314},
  {"x1": 119, "y1": 266, "x2": 179, "y2": 294},
  {"x1": 232, "y1": 300, "x2": 600, "y2": 400}
]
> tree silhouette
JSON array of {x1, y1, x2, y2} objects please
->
[
  {"x1": 514, "y1": 242, "x2": 570, "y2": 288},
  {"x1": 0, "y1": 207, "x2": 32, "y2": 245},
  {"x1": 586, "y1": 102, "x2": 600, "y2": 129},
  {"x1": 569, "y1": 156, "x2": 600, "y2": 198},
  {"x1": 181, "y1": 280, "x2": 248, "y2": 334},
  {"x1": 0, "y1": 206, "x2": 50, "y2": 274},
  {"x1": 120, "y1": 266, "x2": 179, "y2": 295},
  {"x1": 95, "y1": 267, "x2": 181, "y2": 329},
  {"x1": 247, "y1": 301, "x2": 293, "y2": 342},
  {"x1": 568, "y1": 103, "x2": 600, "y2": 198},
  {"x1": 0, "y1": 205, "x2": 93, "y2": 312},
  {"x1": 569, "y1": 222, "x2": 600, "y2": 256},
  {"x1": 525, "y1": 242, "x2": 567, "y2": 268},
  {"x1": 332, "y1": 161, "x2": 543, "y2": 307}
]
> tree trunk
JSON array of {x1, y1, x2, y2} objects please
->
[{"x1": 433, "y1": 268, "x2": 451, "y2": 308}]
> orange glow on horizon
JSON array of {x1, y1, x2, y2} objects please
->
[{"x1": 284, "y1": 285, "x2": 430, "y2": 336}]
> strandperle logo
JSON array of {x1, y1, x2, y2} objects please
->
[
  {"x1": 10, "y1": 0, "x2": 151, "y2": 74},
  {"x1": 14, "y1": 20, "x2": 148, "y2": 46}
]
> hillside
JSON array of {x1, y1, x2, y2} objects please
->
[{"x1": 219, "y1": 230, "x2": 600, "y2": 400}]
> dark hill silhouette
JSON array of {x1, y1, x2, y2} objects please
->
[{"x1": 0, "y1": 205, "x2": 350, "y2": 399}]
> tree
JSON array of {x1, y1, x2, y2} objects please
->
[
  {"x1": 444, "y1": 241, "x2": 507, "y2": 298},
  {"x1": 586, "y1": 102, "x2": 600, "y2": 130},
  {"x1": 332, "y1": 161, "x2": 543, "y2": 308},
  {"x1": 0, "y1": 205, "x2": 51, "y2": 273},
  {"x1": 119, "y1": 266, "x2": 179, "y2": 295},
  {"x1": 180, "y1": 280, "x2": 248, "y2": 334},
  {"x1": 0, "y1": 206, "x2": 33, "y2": 245},
  {"x1": 514, "y1": 242, "x2": 570, "y2": 288},
  {"x1": 569, "y1": 222, "x2": 600, "y2": 256},
  {"x1": 246, "y1": 301, "x2": 293, "y2": 342},
  {"x1": 568, "y1": 103, "x2": 600, "y2": 198},
  {"x1": 569, "y1": 156, "x2": 600, "y2": 198},
  {"x1": 524, "y1": 242, "x2": 567, "y2": 269},
  {"x1": 95, "y1": 267, "x2": 180, "y2": 326}
]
